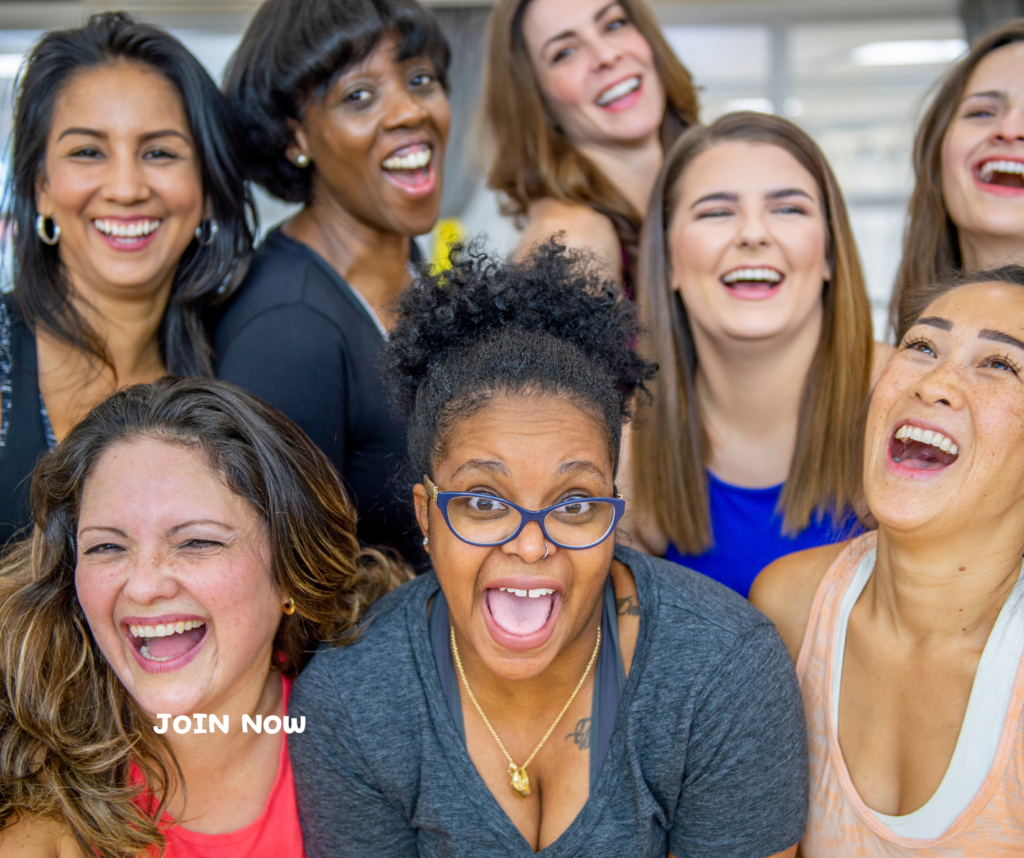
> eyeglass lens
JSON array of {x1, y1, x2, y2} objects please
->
[{"x1": 445, "y1": 495, "x2": 616, "y2": 547}]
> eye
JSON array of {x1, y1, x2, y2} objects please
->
[
  {"x1": 143, "y1": 147, "x2": 180, "y2": 161},
  {"x1": 68, "y1": 146, "x2": 103, "y2": 159},
  {"x1": 82, "y1": 542, "x2": 124, "y2": 555},
  {"x1": 774, "y1": 203, "x2": 807, "y2": 215},
  {"x1": 605, "y1": 15, "x2": 629, "y2": 32},
  {"x1": 902, "y1": 337, "x2": 936, "y2": 357},
  {"x1": 409, "y1": 71, "x2": 436, "y2": 89},
  {"x1": 551, "y1": 46, "x2": 574, "y2": 64},
  {"x1": 344, "y1": 87, "x2": 373, "y2": 104},
  {"x1": 695, "y1": 207, "x2": 732, "y2": 219},
  {"x1": 466, "y1": 496, "x2": 508, "y2": 513},
  {"x1": 982, "y1": 352, "x2": 1022, "y2": 374},
  {"x1": 963, "y1": 105, "x2": 998, "y2": 119},
  {"x1": 180, "y1": 538, "x2": 224, "y2": 551}
]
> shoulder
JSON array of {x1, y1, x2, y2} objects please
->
[
  {"x1": 517, "y1": 199, "x2": 621, "y2": 272},
  {"x1": 0, "y1": 815, "x2": 82, "y2": 858},
  {"x1": 749, "y1": 540, "x2": 849, "y2": 661}
]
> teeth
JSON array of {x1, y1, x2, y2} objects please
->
[
  {"x1": 93, "y1": 218, "x2": 161, "y2": 239},
  {"x1": 382, "y1": 148, "x2": 431, "y2": 171},
  {"x1": 498, "y1": 587, "x2": 555, "y2": 598},
  {"x1": 980, "y1": 159, "x2": 1024, "y2": 181},
  {"x1": 128, "y1": 619, "x2": 205, "y2": 638},
  {"x1": 528, "y1": 588, "x2": 555, "y2": 598},
  {"x1": 139, "y1": 644, "x2": 172, "y2": 663},
  {"x1": 894, "y1": 424, "x2": 959, "y2": 456},
  {"x1": 722, "y1": 267, "x2": 783, "y2": 285},
  {"x1": 597, "y1": 76, "x2": 640, "y2": 106}
]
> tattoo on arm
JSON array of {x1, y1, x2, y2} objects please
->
[
  {"x1": 566, "y1": 717, "x2": 591, "y2": 750},
  {"x1": 616, "y1": 596, "x2": 640, "y2": 617}
]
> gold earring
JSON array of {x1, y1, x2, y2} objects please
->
[{"x1": 283, "y1": 597, "x2": 296, "y2": 615}]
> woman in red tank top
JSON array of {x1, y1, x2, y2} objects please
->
[{"x1": 0, "y1": 378, "x2": 405, "y2": 858}]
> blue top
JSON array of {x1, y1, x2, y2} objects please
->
[{"x1": 665, "y1": 471, "x2": 862, "y2": 599}]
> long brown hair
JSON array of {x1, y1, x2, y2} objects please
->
[
  {"x1": 0, "y1": 378, "x2": 405, "y2": 858},
  {"x1": 891, "y1": 20, "x2": 1024, "y2": 333},
  {"x1": 481, "y1": 0, "x2": 698, "y2": 272},
  {"x1": 632, "y1": 112, "x2": 873, "y2": 553}
]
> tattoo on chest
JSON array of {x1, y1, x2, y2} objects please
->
[
  {"x1": 566, "y1": 717, "x2": 591, "y2": 750},
  {"x1": 616, "y1": 596, "x2": 640, "y2": 616}
]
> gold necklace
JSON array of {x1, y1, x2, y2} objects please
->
[{"x1": 450, "y1": 624, "x2": 601, "y2": 799}]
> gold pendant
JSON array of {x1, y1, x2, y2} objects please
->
[{"x1": 508, "y1": 763, "x2": 531, "y2": 798}]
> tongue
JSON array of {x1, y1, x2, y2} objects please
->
[
  {"x1": 146, "y1": 626, "x2": 204, "y2": 660},
  {"x1": 892, "y1": 438, "x2": 957, "y2": 469},
  {"x1": 987, "y1": 171, "x2": 1024, "y2": 188},
  {"x1": 487, "y1": 590, "x2": 553, "y2": 636},
  {"x1": 383, "y1": 166, "x2": 431, "y2": 188}
]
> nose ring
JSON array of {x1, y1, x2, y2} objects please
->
[{"x1": 543, "y1": 542, "x2": 549, "y2": 559}]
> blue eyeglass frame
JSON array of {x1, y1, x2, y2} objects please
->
[{"x1": 423, "y1": 475, "x2": 626, "y2": 550}]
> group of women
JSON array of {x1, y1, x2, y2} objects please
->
[{"x1": 0, "y1": 0, "x2": 1022, "y2": 854}]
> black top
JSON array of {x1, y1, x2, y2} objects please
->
[
  {"x1": 213, "y1": 228, "x2": 420, "y2": 563},
  {"x1": 0, "y1": 297, "x2": 56, "y2": 546}
]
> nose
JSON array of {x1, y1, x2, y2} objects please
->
[
  {"x1": 382, "y1": 84, "x2": 430, "y2": 132},
  {"x1": 120, "y1": 548, "x2": 180, "y2": 606},
  {"x1": 993, "y1": 105, "x2": 1024, "y2": 144},
  {"x1": 735, "y1": 209, "x2": 771, "y2": 249},
  {"x1": 590, "y1": 36, "x2": 624, "y2": 71},
  {"x1": 102, "y1": 147, "x2": 150, "y2": 205},
  {"x1": 501, "y1": 520, "x2": 550, "y2": 564},
  {"x1": 914, "y1": 359, "x2": 966, "y2": 411}
]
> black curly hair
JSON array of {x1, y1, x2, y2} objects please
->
[{"x1": 382, "y1": 242, "x2": 656, "y2": 480}]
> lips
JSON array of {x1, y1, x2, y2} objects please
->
[
  {"x1": 482, "y1": 581, "x2": 563, "y2": 651},
  {"x1": 381, "y1": 142, "x2": 436, "y2": 197},
  {"x1": 123, "y1": 615, "x2": 208, "y2": 672},
  {"x1": 720, "y1": 266, "x2": 784, "y2": 300},
  {"x1": 596, "y1": 75, "x2": 642, "y2": 111},
  {"x1": 887, "y1": 421, "x2": 960, "y2": 475},
  {"x1": 92, "y1": 217, "x2": 162, "y2": 251},
  {"x1": 974, "y1": 157, "x2": 1024, "y2": 196}
]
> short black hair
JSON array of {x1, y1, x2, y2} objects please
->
[
  {"x1": 897, "y1": 264, "x2": 1024, "y2": 341},
  {"x1": 381, "y1": 241, "x2": 657, "y2": 479},
  {"x1": 224, "y1": 0, "x2": 451, "y2": 204},
  {"x1": 5, "y1": 12, "x2": 254, "y2": 378}
]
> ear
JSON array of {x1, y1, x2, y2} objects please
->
[
  {"x1": 413, "y1": 482, "x2": 430, "y2": 554},
  {"x1": 284, "y1": 118, "x2": 310, "y2": 167},
  {"x1": 35, "y1": 171, "x2": 51, "y2": 219}
]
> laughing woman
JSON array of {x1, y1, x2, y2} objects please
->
[
  {"x1": 288, "y1": 245, "x2": 807, "y2": 858},
  {"x1": 0, "y1": 13, "x2": 253, "y2": 544},
  {"x1": 751, "y1": 266, "x2": 1024, "y2": 853},
  {"x1": 216, "y1": 0, "x2": 451, "y2": 565},
  {"x1": 0, "y1": 379, "x2": 401, "y2": 858}
]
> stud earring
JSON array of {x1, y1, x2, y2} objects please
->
[
  {"x1": 35, "y1": 214, "x2": 60, "y2": 246},
  {"x1": 283, "y1": 597, "x2": 296, "y2": 615},
  {"x1": 295, "y1": 153, "x2": 310, "y2": 168},
  {"x1": 194, "y1": 219, "x2": 219, "y2": 246},
  {"x1": 422, "y1": 536, "x2": 429, "y2": 546}
]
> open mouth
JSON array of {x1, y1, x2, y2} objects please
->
[
  {"x1": 381, "y1": 143, "x2": 435, "y2": 195},
  {"x1": 977, "y1": 158, "x2": 1024, "y2": 189},
  {"x1": 721, "y1": 266, "x2": 784, "y2": 299},
  {"x1": 889, "y1": 423, "x2": 959, "y2": 471},
  {"x1": 93, "y1": 218, "x2": 162, "y2": 249},
  {"x1": 597, "y1": 76, "x2": 641, "y2": 109},
  {"x1": 482, "y1": 584, "x2": 562, "y2": 651},
  {"x1": 126, "y1": 619, "x2": 207, "y2": 664}
]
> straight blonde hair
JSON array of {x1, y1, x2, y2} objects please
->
[
  {"x1": 632, "y1": 112, "x2": 873, "y2": 553},
  {"x1": 480, "y1": 0, "x2": 698, "y2": 271}
]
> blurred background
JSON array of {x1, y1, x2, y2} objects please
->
[{"x1": 0, "y1": 0, "x2": 1021, "y2": 336}]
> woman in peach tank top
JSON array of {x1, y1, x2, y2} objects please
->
[{"x1": 752, "y1": 267, "x2": 1024, "y2": 855}]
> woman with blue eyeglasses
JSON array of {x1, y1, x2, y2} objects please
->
[{"x1": 287, "y1": 242, "x2": 808, "y2": 858}]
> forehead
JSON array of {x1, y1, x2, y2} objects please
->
[
  {"x1": 916, "y1": 282, "x2": 1024, "y2": 332},
  {"x1": 439, "y1": 392, "x2": 614, "y2": 477},
  {"x1": 964, "y1": 41, "x2": 1024, "y2": 96},
  {"x1": 521, "y1": 0, "x2": 623, "y2": 44},
  {"x1": 677, "y1": 140, "x2": 820, "y2": 200}
]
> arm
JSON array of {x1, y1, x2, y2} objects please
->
[
  {"x1": 516, "y1": 199, "x2": 622, "y2": 281},
  {"x1": 749, "y1": 542, "x2": 846, "y2": 662}
]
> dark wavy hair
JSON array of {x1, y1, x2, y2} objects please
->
[
  {"x1": 0, "y1": 377, "x2": 405, "y2": 858},
  {"x1": 5, "y1": 12, "x2": 255, "y2": 378},
  {"x1": 225, "y1": 0, "x2": 451, "y2": 204},
  {"x1": 382, "y1": 241, "x2": 656, "y2": 478}
]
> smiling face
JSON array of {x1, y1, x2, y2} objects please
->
[
  {"x1": 36, "y1": 60, "x2": 204, "y2": 303},
  {"x1": 942, "y1": 42, "x2": 1024, "y2": 257},
  {"x1": 866, "y1": 282, "x2": 1024, "y2": 537},
  {"x1": 75, "y1": 437, "x2": 283, "y2": 718},
  {"x1": 520, "y1": 0, "x2": 665, "y2": 150},
  {"x1": 414, "y1": 392, "x2": 616, "y2": 681},
  {"x1": 290, "y1": 33, "x2": 450, "y2": 236},
  {"x1": 667, "y1": 140, "x2": 831, "y2": 344}
]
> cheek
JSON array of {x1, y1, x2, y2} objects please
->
[
  {"x1": 670, "y1": 224, "x2": 721, "y2": 295},
  {"x1": 75, "y1": 565, "x2": 121, "y2": 633},
  {"x1": 156, "y1": 166, "x2": 204, "y2": 216},
  {"x1": 538, "y1": 66, "x2": 587, "y2": 114}
]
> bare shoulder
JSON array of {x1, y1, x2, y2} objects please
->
[
  {"x1": 517, "y1": 199, "x2": 621, "y2": 276},
  {"x1": 749, "y1": 541, "x2": 848, "y2": 661},
  {"x1": 0, "y1": 815, "x2": 81, "y2": 858},
  {"x1": 870, "y1": 340, "x2": 896, "y2": 386}
]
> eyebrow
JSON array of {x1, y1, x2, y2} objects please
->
[
  {"x1": 79, "y1": 526, "x2": 129, "y2": 538},
  {"x1": 980, "y1": 328, "x2": 1024, "y2": 351},
  {"x1": 915, "y1": 315, "x2": 953, "y2": 331},
  {"x1": 962, "y1": 90, "x2": 1004, "y2": 102},
  {"x1": 690, "y1": 188, "x2": 813, "y2": 208},
  {"x1": 57, "y1": 127, "x2": 191, "y2": 144},
  {"x1": 167, "y1": 519, "x2": 235, "y2": 535},
  {"x1": 449, "y1": 459, "x2": 511, "y2": 481},
  {"x1": 542, "y1": 1, "x2": 619, "y2": 51},
  {"x1": 555, "y1": 460, "x2": 608, "y2": 480}
]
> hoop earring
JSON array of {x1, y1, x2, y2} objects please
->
[
  {"x1": 282, "y1": 597, "x2": 296, "y2": 616},
  {"x1": 35, "y1": 214, "x2": 60, "y2": 246},
  {"x1": 194, "y1": 219, "x2": 219, "y2": 247}
]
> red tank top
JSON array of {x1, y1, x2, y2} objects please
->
[{"x1": 135, "y1": 675, "x2": 305, "y2": 858}]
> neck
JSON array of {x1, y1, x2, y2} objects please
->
[
  {"x1": 959, "y1": 230, "x2": 1024, "y2": 272},
  {"x1": 575, "y1": 133, "x2": 663, "y2": 216},
  {"x1": 693, "y1": 307, "x2": 822, "y2": 486},
  {"x1": 871, "y1": 518, "x2": 1024, "y2": 642},
  {"x1": 284, "y1": 192, "x2": 412, "y2": 331}
]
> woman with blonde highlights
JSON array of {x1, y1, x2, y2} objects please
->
[
  {"x1": 0, "y1": 378, "x2": 403, "y2": 858},
  {"x1": 629, "y1": 112, "x2": 880, "y2": 598},
  {"x1": 892, "y1": 20, "x2": 1024, "y2": 329},
  {"x1": 481, "y1": 0, "x2": 697, "y2": 285}
]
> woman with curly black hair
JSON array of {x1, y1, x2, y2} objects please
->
[
  {"x1": 214, "y1": 0, "x2": 451, "y2": 564},
  {"x1": 288, "y1": 243, "x2": 808, "y2": 858}
]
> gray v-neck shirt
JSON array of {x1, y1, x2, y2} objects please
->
[{"x1": 289, "y1": 546, "x2": 807, "y2": 857}]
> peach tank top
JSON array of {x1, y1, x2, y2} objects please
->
[{"x1": 797, "y1": 532, "x2": 1024, "y2": 855}]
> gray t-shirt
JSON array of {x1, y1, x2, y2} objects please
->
[{"x1": 289, "y1": 546, "x2": 808, "y2": 857}]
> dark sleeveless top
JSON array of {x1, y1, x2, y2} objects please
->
[
  {"x1": 429, "y1": 577, "x2": 625, "y2": 789},
  {"x1": 0, "y1": 297, "x2": 55, "y2": 545}
]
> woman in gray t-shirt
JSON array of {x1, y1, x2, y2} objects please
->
[{"x1": 289, "y1": 243, "x2": 808, "y2": 857}]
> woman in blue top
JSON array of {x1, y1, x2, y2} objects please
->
[{"x1": 627, "y1": 112, "x2": 890, "y2": 597}]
